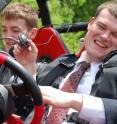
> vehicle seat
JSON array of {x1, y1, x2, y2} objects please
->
[
  {"x1": 33, "y1": 26, "x2": 70, "y2": 62},
  {"x1": 75, "y1": 46, "x2": 85, "y2": 57}
]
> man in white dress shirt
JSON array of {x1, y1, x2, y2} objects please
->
[{"x1": 39, "y1": 1, "x2": 117, "y2": 124}]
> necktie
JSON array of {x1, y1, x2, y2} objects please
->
[{"x1": 45, "y1": 61, "x2": 90, "y2": 124}]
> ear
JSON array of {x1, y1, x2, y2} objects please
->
[
  {"x1": 87, "y1": 17, "x2": 95, "y2": 30},
  {"x1": 29, "y1": 28, "x2": 38, "y2": 39}
]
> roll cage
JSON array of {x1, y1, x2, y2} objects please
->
[
  {"x1": 33, "y1": 0, "x2": 87, "y2": 62},
  {"x1": 36, "y1": 0, "x2": 87, "y2": 32}
]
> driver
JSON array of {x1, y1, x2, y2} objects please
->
[{"x1": 0, "y1": 2, "x2": 40, "y2": 120}]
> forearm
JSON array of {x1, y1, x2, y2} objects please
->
[
  {"x1": 41, "y1": 86, "x2": 83, "y2": 110},
  {"x1": 68, "y1": 93, "x2": 83, "y2": 112}
]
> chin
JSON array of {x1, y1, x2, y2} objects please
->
[
  {"x1": 94, "y1": 54, "x2": 107, "y2": 62},
  {"x1": 89, "y1": 52, "x2": 103, "y2": 62}
]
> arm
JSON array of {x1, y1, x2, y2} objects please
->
[
  {"x1": 40, "y1": 86, "x2": 83, "y2": 110},
  {"x1": 102, "y1": 98, "x2": 117, "y2": 124},
  {"x1": 40, "y1": 86, "x2": 106, "y2": 124}
]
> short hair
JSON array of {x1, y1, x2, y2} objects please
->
[
  {"x1": 95, "y1": 0, "x2": 117, "y2": 18},
  {"x1": 1, "y1": 3, "x2": 39, "y2": 30}
]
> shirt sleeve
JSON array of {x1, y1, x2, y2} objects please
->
[{"x1": 79, "y1": 94, "x2": 105, "y2": 124}]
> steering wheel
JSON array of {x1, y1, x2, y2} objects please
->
[{"x1": 0, "y1": 52, "x2": 44, "y2": 124}]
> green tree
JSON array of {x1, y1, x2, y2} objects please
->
[
  {"x1": 47, "y1": 0, "x2": 107, "y2": 53},
  {"x1": 0, "y1": 0, "x2": 107, "y2": 53}
]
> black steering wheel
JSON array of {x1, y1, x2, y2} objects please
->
[{"x1": 0, "y1": 52, "x2": 44, "y2": 124}]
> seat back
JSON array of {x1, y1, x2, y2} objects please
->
[{"x1": 33, "y1": 26, "x2": 70, "y2": 62}]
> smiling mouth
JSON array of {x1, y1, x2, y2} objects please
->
[{"x1": 95, "y1": 40, "x2": 107, "y2": 48}]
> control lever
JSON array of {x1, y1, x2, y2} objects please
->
[{"x1": 18, "y1": 33, "x2": 29, "y2": 48}]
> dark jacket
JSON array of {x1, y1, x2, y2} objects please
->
[
  {"x1": 37, "y1": 52, "x2": 117, "y2": 124},
  {"x1": 37, "y1": 54, "x2": 78, "y2": 88}
]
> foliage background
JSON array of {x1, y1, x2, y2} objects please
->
[{"x1": 0, "y1": 0, "x2": 107, "y2": 53}]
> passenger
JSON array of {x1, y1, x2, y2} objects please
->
[{"x1": 37, "y1": 1, "x2": 117, "y2": 124}]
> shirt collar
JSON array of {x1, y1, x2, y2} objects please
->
[
  {"x1": 76, "y1": 50, "x2": 102, "y2": 66},
  {"x1": 76, "y1": 51, "x2": 87, "y2": 64}
]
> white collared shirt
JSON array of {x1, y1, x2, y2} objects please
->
[{"x1": 61, "y1": 51, "x2": 105, "y2": 124}]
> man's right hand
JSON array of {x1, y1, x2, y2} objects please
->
[{"x1": 13, "y1": 39, "x2": 38, "y2": 75}]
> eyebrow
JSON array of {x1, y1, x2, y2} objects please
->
[{"x1": 97, "y1": 21, "x2": 106, "y2": 26}]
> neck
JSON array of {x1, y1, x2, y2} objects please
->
[{"x1": 85, "y1": 52, "x2": 104, "y2": 63}]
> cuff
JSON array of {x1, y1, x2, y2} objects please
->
[{"x1": 79, "y1": 94, "x2": 105, "y2": 124}]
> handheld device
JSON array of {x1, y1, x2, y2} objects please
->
[
  {"x1": 0, "y1": 33, "x2": 29, "y2": 48},
  {"x1": 18, "y1": 33, "x2": 29, "y2": 48}
]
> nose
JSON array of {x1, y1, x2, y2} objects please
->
[{"x1": 101, "y1": 31, "x2": 110, "y2": 41}]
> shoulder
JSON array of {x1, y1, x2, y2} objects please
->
[
  {"x1": 51, "y1": 53, "x2": 78, "y2": 67},
  {"x1": 103, "y1": 51, "x2": 117, "y2": 68},
  {"x1": 37, "y1": 53, "x2": 78, "y2": 72},
  {"x1": 36, "y1": 54, "x2": 78, "y2": 86}
]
